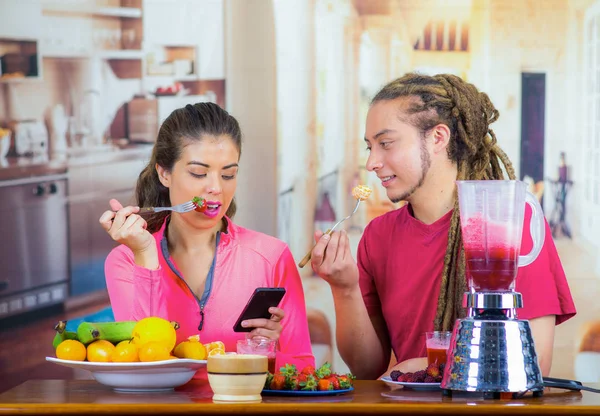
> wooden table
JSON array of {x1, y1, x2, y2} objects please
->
[{"x1": 1, "y1": 379, "x2": 599, "y2": 415}]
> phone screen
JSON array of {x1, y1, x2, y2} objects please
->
[{"x1": 233, "y1": 287, "x2": 286, "y2": 332}]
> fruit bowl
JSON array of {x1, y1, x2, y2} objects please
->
[{"x1": 46, "y1": 357, "x2": 206, "y2": 392}]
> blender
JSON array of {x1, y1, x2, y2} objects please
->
[{"x1": 441, "y1": 180, "x2": 546, "y2": 398}]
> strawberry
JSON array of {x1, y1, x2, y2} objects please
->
[
  {"x1": 300, "y1": 365, "x2": 316, "y2": 377},
  {"x1": 270, "y1": 374, "x2": 286, "y2": 390},
  {"x1": 192, "y1": 196, "x2": 207, "y2": 212},
  {"x1": 285, "y1": 375, "x2": 300, "y2": 391},
  {"x1": 338, "y1": 374, "x2": 354, "y2": 389},
  {"x1": 317, "y1": 378, "x2": 333, "y2": 391},
  {"x1": 325, "y1": 376, "x2": 340, "y2": 390},
  {"x1": 297, "y1": 373, "x2": 308, "y2": 385},
  {"x1": 300, "y1": 374, "x2": 318, "y2": 391}
]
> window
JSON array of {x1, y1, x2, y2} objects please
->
[{"x1": 583, "y1": 5, "x2": 600, "y2": 244}]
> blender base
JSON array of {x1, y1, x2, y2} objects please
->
[{"x1": 442, "y1": 389, "x2": 544, "y2": 400}]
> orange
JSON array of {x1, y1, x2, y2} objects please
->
[
  {"x1": 56, "y1": 339, "x2": 86, "y2": 361},
  {"x1": 138, "y1": 341, "x2": 172, "y2": 362},
  {"x1": 204, "y1": 341, "x2": 225, "y2": 354},
  {"x1": 112, "y1": 340, "x2": 139, "y2": 362},
  {"x1": 208, "y1": 348, "x2": 225, "y2": 356},
  {"x1": 174, "y1": 335, "x2": 207, "y2": 360},
  {"x1": 87, "y1": 340, "x2": 115, "y2": 362}
]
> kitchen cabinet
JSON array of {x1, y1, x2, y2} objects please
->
[
  {"x1": 143, "y1": 0, "x2": 224, "y2": 80},
  {"x1": 0, "y1": 0, "x2": 42, "y2": 40},
  {"x1": 67, "y1": 154, "x2": 149, "y2": 296},
  {"x1": 0, "y1": 174, "x2": 69, "y2": 318},
  {"x1": 39, "y1": 0, "x2": 144, "y2": 78}
]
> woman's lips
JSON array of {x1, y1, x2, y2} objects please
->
[{"x1": 202, "y1": 201, "x2": 221, "y2": 218}]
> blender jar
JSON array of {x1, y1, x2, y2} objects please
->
[{"x1": 456, "y1": 180, "x2": 545, "y2": 292}]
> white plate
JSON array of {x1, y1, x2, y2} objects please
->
[
  {"x1": 46, "y1": 357, "x2": 207, "y2": 392},
  {"x1": 381, "y1": 376, "x2": 441, "y2": 391}
]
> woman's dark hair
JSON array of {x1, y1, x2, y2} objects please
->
[
  {"x1": 372, "y1": 73, "x2": 515, "y2": 332},
  {"x1": 136, "y1": 102, "x2": 242, "y2": 233}
]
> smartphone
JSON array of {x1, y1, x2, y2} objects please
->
[{"x1": 233, "y1": 287, "x2": 286, "y2": 332}]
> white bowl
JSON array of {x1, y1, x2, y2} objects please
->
[{"x1": 46, "y1": 357, "x2": 206, "y2": 392}]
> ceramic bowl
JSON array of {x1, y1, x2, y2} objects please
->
[{"x1": 207, "y1": 353, "x2": 268, "y2": 403}]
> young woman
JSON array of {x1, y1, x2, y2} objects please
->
[{"x1": 99, "y1": 102, "x2": 314, "y2": 371}]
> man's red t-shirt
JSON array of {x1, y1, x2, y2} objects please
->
[{"x1": 357, "y1": 204, "x2": 577, "y2": 364}]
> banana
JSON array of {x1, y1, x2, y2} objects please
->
[
  {"x1": 52, "y1": 320, "x2": 79, "y2": 349},
  {"x1": 76, "y1": 321, "x2": 137, "y2": 345}
]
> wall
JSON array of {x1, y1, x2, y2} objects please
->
[{"x1": 224, "y1": 0, "x2": 278, "y2": 237}]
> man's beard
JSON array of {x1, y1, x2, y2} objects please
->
[{"x1": 390, "y1": 141, "x2": 431, "y2": 204}]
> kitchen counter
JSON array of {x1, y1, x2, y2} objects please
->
[
  {"x1": 65, "y1": 144, "x2": 153, "y2": 168},
  {"x1": 0, "y1": 155, "x2": 68, "y2": 182},
  {"x1": 0, "y1": 144, "x2": 153, "y2": 182},
  {"x1": 0, "y1": 379, "x2": 599, "y2": 415}
]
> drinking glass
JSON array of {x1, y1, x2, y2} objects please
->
[
  {"x1": 236, "y1": 338, "x2": 277, "y2": 374},
  {"x1": 425, "y1": 331, "x2": 452, "y2": 366}
]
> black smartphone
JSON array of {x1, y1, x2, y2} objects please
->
[{"x1": 233, "y1": 287, "x2": 286, "y2": 332}]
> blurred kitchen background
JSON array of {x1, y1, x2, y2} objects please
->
[{"x1": 1, "y1": 0, "x2": 600, "y2": 391}]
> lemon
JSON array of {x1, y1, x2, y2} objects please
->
[
  {"x1": 131, "y1": 317, "x2": 178, "y2": 352},
  {"x1": 173, "y1": 335, "x2": 207, "y2": 360}
]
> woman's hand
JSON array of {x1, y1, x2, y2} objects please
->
[
  {"x1": 311, "y1": 230, "x2": 359, "y2": 292},
  {"x1": 99, "y1": 199, "x2": 158, "y2": 268},
  {"x1": 242, "y1": 307, "x2": 284, "y2": 341}
]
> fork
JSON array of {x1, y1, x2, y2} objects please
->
[
  {"x1": 298, "y1": 199, "x2": 363, "y2": 268},
  {"x1": 136, "y1": 200, "x2": 197, "y2": 214}
]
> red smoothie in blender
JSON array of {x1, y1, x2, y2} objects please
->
[
  {"x1": 464, "y1": 245, "x2": 518, "y2": 291},
  {"x1": 462, "y1": 215, "x2": 519, "y2": 292}
]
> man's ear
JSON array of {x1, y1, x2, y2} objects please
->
[
  {"x1": 155, "y1": 163, "x2": 170, "y2": 188},
  {"x1": 430, "y1": 123, "x2": 451, "y2": 154}
]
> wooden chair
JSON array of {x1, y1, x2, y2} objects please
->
[{"x1": 574, "y1": 321, "x2": 600, "y2": 382}]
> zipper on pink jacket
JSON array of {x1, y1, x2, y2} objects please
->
[{"x1": 160, "y1": 232, "x2": 221, "y2": 331}]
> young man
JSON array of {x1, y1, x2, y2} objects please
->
[{"x1": 310, "y1": 73, "x2": 576, "y2": 379}]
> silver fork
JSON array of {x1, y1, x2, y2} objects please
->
[
  {"x1": 298, "y1": 199, "x2": 363, "y2": 268},
  {"x1": 137, "y1": 200, "x2": 197, "y2": 214}
]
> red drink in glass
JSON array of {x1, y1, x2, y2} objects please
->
[
  {"x1": 427, "y1": 347, "x2": 448, "y2": 366},
  {"x1": 425, "y1": 331, "x2": 451, "y2": 366},
  {"x1": 268, "y1": 355, "x2": 276, "y2": 374}
]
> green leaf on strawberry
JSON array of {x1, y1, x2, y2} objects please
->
[
  {"x1": 279, "y1": 363, "x2": 298, "y2": 377},
  {"x1": 300, "y1": 374, "x2": 318, "y2": 391},
  {"x1": 315, "y1": 362, "x2": 332, "y2": 379}
]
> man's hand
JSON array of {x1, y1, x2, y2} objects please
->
[{"x1": 310, "y1": 230, "x2": 359, "y2": 292}]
